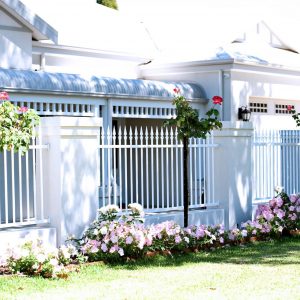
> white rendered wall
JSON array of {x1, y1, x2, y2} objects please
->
[
  {"x1": 231, "y1": 68, "x2": 300, "y2": 129},
  {"x1": 213, "y1": 122, "x2": 253, "y2": 229},
  {"x1": 0, "y1": 8, "x2": 32, "y2": 69},
  {"x1": 40, "y1": 117, "x2": 102, "y2": 245}
]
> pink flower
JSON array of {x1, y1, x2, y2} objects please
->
[
  {"x1": 276, "y1": 198, "x2": 283, "y2": 207},
  {"x1": 290, "y1": 195, "x2": 298, "y2": 203},
  {"x1": 125, "y1": 236, "x2": 133, "y2": 245},
  {"x1": 18, "y1": 106, "x2": 28, "y2": 113},
  {"x1": 252, "y1": 229, "x2": 257, "y2": 236},
  {"x1": 173, "y1": 87, "x2": 180, "y2": 94},
  {"x1": 219, "y1": 237, "x2": 224, "y2": 244},
  {"x1": 101, "y1": 243, "x2": 108, "y2": 252},
  {"x1": 276, "y1": 210, "x2": 285, "y2": 219},
  {"x1": 175, "y1": 235, "x2": 182, "y2": 244},
  {"x1": 212, "y1": 96, "x2": 223, "y2": 105},
  {"x1": 0, "y1": 91, "x2": 9, "y2": 101},
  {"x1": 289, "y1": 206, "x2": 295, "y2": 212},
  {"x1": 287, "y1": 105, "x2": 293, "y2": 111}
]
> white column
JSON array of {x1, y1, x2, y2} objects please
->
[
  {"x1": 41, "y1": 117, "x2": 102, "y2": 245},
  {"x1": 213, "y1": 121, "x2": 253, "y2": 229}
]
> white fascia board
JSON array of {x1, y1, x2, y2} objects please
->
[
  {"x1": 0, "y1": 0, "x2": 57, "y2": 43},
  {"x1": 32, "y1": 41, "x2": 152, "y2": 63},
  {"x1": 142, "y1": 58, "x2": 235, "y2": 71},
  {"x1": 232, "y1": 60, "x2": 300, "y2": 75}
]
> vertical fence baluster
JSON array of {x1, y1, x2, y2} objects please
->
[
  {"x1": 112, "y1": 127, "x2": 117, "y2": 206},
  {"x1": 170, "y1": 128, "x2": 174, "y2": 209},
  {"x1": 11, "y1": 149, "x2": 15, "y2": 223},
  {"x1": 145, "y1": 127, "x2": 149, "y2": 210},
  {"x1": 118, "y1": 127, "x2": 123, "y2": 210},
  {"x1": 156, "y1": 127, "x2": 160, "y2": 209},
  {"x1": 129, "y1": 127, "x2": 133, "y2": 204},
  {"x1": 134, "y1": 127, "x2": 139, "y2": 203},
  {"x1": 140, "y1": 127, "x2": 144, "y2": 208},
  {"x1": 124, "y1": 127, "x2": 128, "y2": 211},
  {"x1": 107, "y1": 127, "x2": 111, "y2": 205},
  {"x1": 150, "y1": 127, "x2": 154, "y2": 210},
  {"x1": 18, "y1": 150, "x2": 23, "y2": 222},
  {"x1": 165, "y1": 127, "x2": 169, "y2": 209},
  {"x1": 4, "y1": 149, "x2": 8, "y2": 224}
]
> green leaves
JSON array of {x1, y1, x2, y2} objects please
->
[
  {"x1": 0, "y1": 101, "x2": 40, "y2": 154},
  {"x1": 164, "y1": 94, "x2": 223, "y2": 140}
]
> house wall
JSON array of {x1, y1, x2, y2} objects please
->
[
  {"x1": 0, "y1": 8, "x2": 32, "y2": 69},
  {"x1": 140, "y1": 64, "x2": 233, "y2": 121},
  {"x1": 230, "y1": 67, "x2": 300, "y2": 129}
]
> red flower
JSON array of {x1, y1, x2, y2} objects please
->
[
  {"x1": 212, "y1": 96, "x2": 223, "y2": 105},
  {"x1": 287, "y1": 105, "x2": 293, "y2": 112},
  {"x1": 18, "y1": 106, "x2": 28, "y2": 113},
  {"x1": 0, "y1": 91, "x2": 9, "y2": 101},
  {"x1": 173, "y1": 87, "x2": 180, "y2": 94}
]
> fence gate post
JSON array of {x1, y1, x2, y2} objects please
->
[
  {"x1": 213, "y1": 121, "x2": 254, "y2": 229},
  {"x1": 41, "y1": 117, "x2": 102, "y2": 245}
]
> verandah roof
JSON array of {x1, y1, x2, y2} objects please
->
[{"x1": 0, "y1": 69, "x2": 206, "y2": 101}]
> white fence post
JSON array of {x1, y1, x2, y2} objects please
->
[
  {"x1": 41, "y1": 117, "x2": 102, "y2": 245},
  {"x1": 213, "y1": 121, "x2": 254, "y2": 229}
]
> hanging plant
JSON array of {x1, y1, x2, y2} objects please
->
[{"x1": 0, "y1": 91, "x2": 40, "y2": 154}]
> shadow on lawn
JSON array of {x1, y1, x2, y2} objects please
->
[{"x1": 107, "y1": 237, "x2": 300, "y2": 270}]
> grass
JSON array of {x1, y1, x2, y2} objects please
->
[{"x1": 0, "y1": 237, "x2": 299, "y2": 300}]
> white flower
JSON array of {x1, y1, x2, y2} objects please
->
[
  {"x1": 183, "y1": 237, "x2": 190, "y2": 244},
  {"x1": 49, "y1": 258, "x2": 58, "y2": 267},
  {"x1": 93, "y1": 229, "x2": 99, "y2": 235},
  {"x1": 274, "y1": 186, "x2": 284, "y2": 194},
  {"x1": 128, "y1": 203, "x2": 144, "y2": 215},
  {"x1": 98, "y1": 205, "x2": 120, "y2": 215},
  {"x1": 241, "y1": 230, "x2": 248, "y2": 237},
  {"x1": 100, "y1": 226, "x2": 108, "y2": 235},
  {"x1": 36, "y1": 253, "x2": 47, "y2": 263},
  {"x1": 118, "y1": 248, "x2": 124, "y2": 256}
]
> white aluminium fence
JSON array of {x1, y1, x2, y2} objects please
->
[
  {"x1": 0, "y1": 134, "x2": 48, "y2": 228},
  {"x1": 253, "y1": 129, "x2": 300, "y2": 201},
  {"x1": 98, "y1": 126, "x2": 218, "y2": 213}
]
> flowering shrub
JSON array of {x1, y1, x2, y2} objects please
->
[
  {"x1": 1, "y1": 190, "x2": 299, "y2": 278},
  {"x1": 77, "y1": 203, "x2": 149, "y2": 261},
  {"x1": 0, "y1": 91, "x2": 40, "y2": 154},
  {"x1": 0, "y1": 238, "x2": 77, "y2": 278},
  {"x1": 254, "y1": 190, "x2": 300, "y2": 234}
]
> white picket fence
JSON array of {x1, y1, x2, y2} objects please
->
[
  {"x1": 253, "y1": 129, "x2": 300, "y2": 201},
  {"x1": 0, "y1": 134, "x2": 48, "y2": 228},
  {"x1": 98, "y1": 126, "x2": 219, "y2": 212}
]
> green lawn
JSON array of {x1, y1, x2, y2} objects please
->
[{"x1": 0, "y1": 237, "x2": 299, "y2": 300}]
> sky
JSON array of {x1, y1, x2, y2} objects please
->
[{"x1": 117, "y1": 0, "x2": 300, "y2": 54}]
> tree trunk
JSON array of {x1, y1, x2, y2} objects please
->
[{"x1": 183, "y1": 136, "x2": 189, "y2": 227}]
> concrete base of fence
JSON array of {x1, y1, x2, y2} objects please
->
[
  {"x1": 40, "y1": 117, "x2": 102, "y2": 246},
  {"x1": 144, "y1": 208, "x2": 224, "y2": 227},
  {"x1": 0, "y1": 226, "x2": 57, "y2": 255}
]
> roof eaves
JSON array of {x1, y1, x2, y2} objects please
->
[{"x1": 0, "y1": 0, "x2": 58, "y2": 43}]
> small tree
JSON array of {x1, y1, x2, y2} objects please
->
[{"x1": 165, "y1": 88, "x2": 223, "y2": 227}]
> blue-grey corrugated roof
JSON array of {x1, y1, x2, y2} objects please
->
[
  {"x1": 0, "y1": 69, "x2": 206, "y2": 100},
  {"x1": 0, "y1": 0, "x2": 58, "y2": 43}
]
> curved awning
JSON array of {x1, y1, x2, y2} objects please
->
[{"x1": 0, "y1": 69, "x2": 206, "y2": 101}]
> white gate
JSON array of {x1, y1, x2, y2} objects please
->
[{"x1": 98, "y1": 126, "x2": 218, "y2": 213}]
